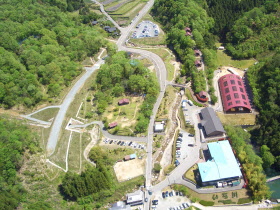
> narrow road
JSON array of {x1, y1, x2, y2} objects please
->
[{"x1": 46, "y1": 59, "x2": 104, "y2": 155}]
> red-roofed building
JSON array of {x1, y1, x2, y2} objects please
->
[
  {"x1": 194, "y1": 49, "x2": 202, "y2": 56},
  {"x1": 185, "y1": 27, "x2": 191, "y2": 32},
  {"x1": 186, "y1": 31, "x2": 192, "y2": 36},
  {"x1": 199, "y1": 91, "x2": 207, "y2": 98},
  {"x1": 108, "y1": 122, "x2": 118, "y2": 128},
  {"x1": 118, "y1": 98, "x2": 130, "y2": 105},
  {"x1": 218, "y1": 74, "x2": 251, "y2": 112},
  {"x1": 195, "y1": 60, "x2": 202, "y2": 67}
]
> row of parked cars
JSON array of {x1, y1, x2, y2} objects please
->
[
  {"x1": 103, "y1": 138, "x2": 145, "y2": 149},
  {"x1": 169, "y1": 202, "x2": 190, "y2": 210},
  {"x1": 162, "y1": 190, "x2": 184, "y2": 198}
]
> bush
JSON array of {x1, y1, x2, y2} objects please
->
[
  {"x1": 199, "y1": 200, "x2": 214, "y2": 206},
  {"x1": 237, "y1": 198, "x2": 251, "y2": 204},
  {"x1": 218, "y1": 199, "x2": 236, "y2": 204},
  {"x1": 153, "y1": 163, "x2": 162, "y2": 173}
]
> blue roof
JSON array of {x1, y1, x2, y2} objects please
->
[
  {"x1": 130, "y1": 154, "x2": 136, "y2": 159},
  {"x1": 198, "y1": 140, "x2": 242, "y2": 183}
]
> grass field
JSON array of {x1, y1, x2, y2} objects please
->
[
  {"x1": 216, "y1": 43, "x2": 255, "y2": 69},
  {"x1": 156, "y1": 85, "x2": 177, "y2": 119},
  {"x1": 184, "y1": 164, "x2": 198, "y2": 183},
  {"x1": 144, "y1": 48, "x2": 175, "y2": 81},
  {"x1": 172, "y1": 184, "x2": 251, "y2": 206},
  {"x1": 216, "y1": 112, "x2": 256, "y2": 126},
  {"x1": 106, "y1": 0, "x2": 148, "y2": 26},
  {"x1": 31, "y1": 108, "x2": 59, "y2": 122}
]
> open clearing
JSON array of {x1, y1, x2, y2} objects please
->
[
  {"x1": 217, "y1": 112, "x2": 256, "y2": 126},
  {"x1": 216, "y1": 48, "x2": 255, "y2": 69},
  {"x1": 31, "y1": 108, "x2": 59, "y2": 122},
  {"x1": 114, "y1": 158, "x2": 145, "y2": 182}
]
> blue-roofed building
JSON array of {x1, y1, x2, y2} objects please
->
[{"x1": 198, "y1": 140, "x2": 242, "y2": 186}]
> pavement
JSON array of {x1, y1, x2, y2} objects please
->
[{"x1": 46, "y1": 59, "x2": 105, "y2": 155}]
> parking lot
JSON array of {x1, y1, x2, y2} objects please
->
[
  {"x1": 131, "y1": 20, "x2": 159, "y2": 39},
  {"x1": 151, "y1": 189, "x2": 191, "y2": 210},
  {"x1": 174, "y1": 130, "x2": 196, "y2": 165},
  {"x1": 100, "y1": 138, "x2": 146, "y2": 150}
]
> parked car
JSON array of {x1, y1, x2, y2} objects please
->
[
  {"x1": 148, "y1": 190, "x2": 153, "y2": 195},
  {"x1": 188, "y1": 134, "x2": 194, "y2": 137},
  {"x1": 120, "y1": 141, "x2": 125, "y2": 146},
  {"x1": 169, "y1": 191, "x2": 173, "y2": 197},
  {"x1": 179, "y1": 133, "x2": 183, "y2": 137},
  {"x1": 188, "y1": 144, "x2": 194, "y2": 147},
  {"x1": 145, "y1": 197, "x2": 148, "y2": 202},
  {"x1": 176, "y1": 191, "x2": 179, "y2": 196},
  {"x1": 165, "y1": 191, "x2": 169, "y2": 197},
  {"x1": 179, "y1": 191, "x2": 183, "y2": 196},
  {"x1": 117, "y1": 141, "x2": 121, "y2": 145},
  {"x1": 152, "y1": 200, "x2": 158, "y2": 205},
  {"x1": 162, "y1": 192, "x2": 165, "y2": 198},
  {"x1": 109, "y1": 140, "x2": 113, "y2": 144},
  {"x1": 176, "y1": 147, "x2": 181, "y2": 150}
]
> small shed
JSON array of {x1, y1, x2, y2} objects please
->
[
  {"x1": 185, "y1": 27, "x2": 192, "y2": 32},
  {"x1": 104, "y1": 26, "x2": 110, "y2": 31},
  {"x1": 195, "y1": 60, "x2": 202, "y2": 67},
  {"x1": 186, "y1": 31, "x2": 192, "y2": 36},
  {"x1": 124, "y1": 155, "x2": 131, "y2": 161},
  {"x1": 199, "y1": 91, "x2": 207, "y2": 98},
  {"x1": 109, "y1": 122, "x2": 118, "y2": 129},
  {"x1": 154, "y1": 124, "x2": 164, "y2": 132},
  {"x1": 217, "y1": 46, "x2": 225, "y2": 50},
  {"x1": 118, "y1": 98, "x2": 130, "y2": 105},
  {"x1": 108, "y1": 27, "x2": 117, "y2": 33},
  {"x1": 91, "y1": 21, "x2": 98, "y2": 25},
  {"x1": 194, "y1": 49, "x2": 201, "y2": 56},
  {"x1": 130, "y1": 154, "x2": 136, "y2": 159}
]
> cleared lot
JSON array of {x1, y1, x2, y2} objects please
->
[
  {"x1": 131, "y1": 20, "x2": 159, "y2": 38},
  {"x1": 114, "y1": 158, "x2": 145, "y2": 182}
]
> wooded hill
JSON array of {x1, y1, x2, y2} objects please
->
[{"x1": 0, "y1": 0, "x2": 105, "y2": 108}]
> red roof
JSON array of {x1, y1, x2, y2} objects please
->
[
  {"x1": 195, "y1": 60, "x2": 201, "y2": 65},
  {"x1": 218, "y1": 74, "x2": 251, "y2": 112},
  {"x1": 186, "y1": 31, "x2": 192, "y2": 36},
  {"x1": 118, "y1": 98, "x2": 129, "y2": 105},
  {"x1": 185, "y1": 27, "x2": 191, "y2": 32},
  {"x1": 199, "y1": 91, "x2": 207, "y2": 98},
  {"x1": 109, "y1": 122, "x2": 118, "y2": 128},
  {"x1": 194, "y1": 49, "x2": 201, "y2": 55}
]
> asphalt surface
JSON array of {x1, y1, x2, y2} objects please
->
[{"x1": 46, "y1": 59, "x2": 104, "y2": 155}]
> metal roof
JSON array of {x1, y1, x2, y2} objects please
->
[
  {"x1": 198, "y1": 140, "x2": 242, "y2": 182},
  {"x1": 109, "y1": 201, "x2": 131, "y2": 210},
  {"x1": 200, "y1": 107, "x2": 225, "y2": 136},
  {"x1": 218, "y1": 74, "x2": 251, "y2": 112}
]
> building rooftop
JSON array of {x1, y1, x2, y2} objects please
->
[
  {"x1": 198, "y1": 140, "x2": 242, "y2": 183},
  {"x1": 126, "y1": 190, "x2": 143, "y2": 204},
  {"x1": 154, "y1": 124, "x2": 164, "y2": 131},
  {"x1": 218, "y1": 74, "x2": 251, "y2": 112},
  {"x1": 109, "y1": 201, "x2": 131, "y2": 210},
  {"x1": 200, "y1": 107, "x2": 225, "y2": 136}
]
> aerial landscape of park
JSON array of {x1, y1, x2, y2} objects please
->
[{"x1": 0, "y1": 0, "x2": 280, "y2": 209}]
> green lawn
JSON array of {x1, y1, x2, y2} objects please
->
[
  {"x1": 216, "y1": 47, "x2": 255, "y2": 69},
  {"x1": 31, "y1": 108, "x2": 59, "y2": 122},
  {"x1": 144, "y1": 48, "x2": 175, "y2": 81}
]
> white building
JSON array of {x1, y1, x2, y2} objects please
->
[
  {"x1": 154, "y1": 124, "x2": 164, "y2": 132},
  {"x1": 126, "y1": 190, "x2": 143, "y2": 206}
]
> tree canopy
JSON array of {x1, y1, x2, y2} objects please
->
[{"x1": 0, "y1": 0, "x2": 105, "y2": 108}]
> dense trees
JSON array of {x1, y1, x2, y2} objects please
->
[
  {"x1": 0, "y1": 0, "x2": 105, "y2": 108},
  {"x1": 206, "y1": 0, "x2": 265, "y2": 39},
  {"x1": 225, "y1": 125, "x2": 271, "y2": 201},
  {"x1": 152, "y1": 0, "x2": 216, "y2": 93},
  {"x1": 247, "y1": 53, "x2": 280, "y2": 171},
  {"x1": 226, "y1": 1, "x2": 280, "y2": 59},
  {"x1": 95, "y1": 52, "x2": 159, "y2": 133},
  {"x1": 0, "y1": 117, "x2": 39, "y2": 209}
]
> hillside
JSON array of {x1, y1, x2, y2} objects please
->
[{"x1": 0, "y1": 0, "x2": 106, "y2": 108}]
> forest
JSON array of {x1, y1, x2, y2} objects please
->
[
  {"x1": 206, "y1": 0, "x2": 266, "y2": 39},
  {"x1": 0, "y1": 117, "x2": 39, "y2": 210},
  {"x1": 152, "y1": 0, "x2": 218, "y2": 103},
  {"x1": 93, "y1": 51, "x2": 159, "y2": 133},
  {"x1": 0, "y1": 0, "x2": 105, "y2": 108}
]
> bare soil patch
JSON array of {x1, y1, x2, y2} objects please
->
[{"x1": 114, "y1": 158, "x2": 145, "y2": 182}]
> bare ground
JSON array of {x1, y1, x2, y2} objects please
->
[{"x1": 114, "y1": 158, "x2": 145, "y2": 182}]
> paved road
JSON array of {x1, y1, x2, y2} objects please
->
[
  {"x1": 46, "y1": 60, "x2": 104, "y2": 155},
  {"x1": 69, "y1": 121, "x2": 147, "y2": 142}
]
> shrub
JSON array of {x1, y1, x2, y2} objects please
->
[
  {"x1": 237, "y1": 198, "x2": 251, "y2": 204},
  {"x1": 218, "y1": 200, "x2": 236, "y2": 204},
  {"x1": 199, "y1": 200, "x2": 214, "y2": 206}
]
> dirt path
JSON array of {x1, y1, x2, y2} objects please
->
[{"x1": 83, "y1": 126, "x2": 100, "y2": 166}]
